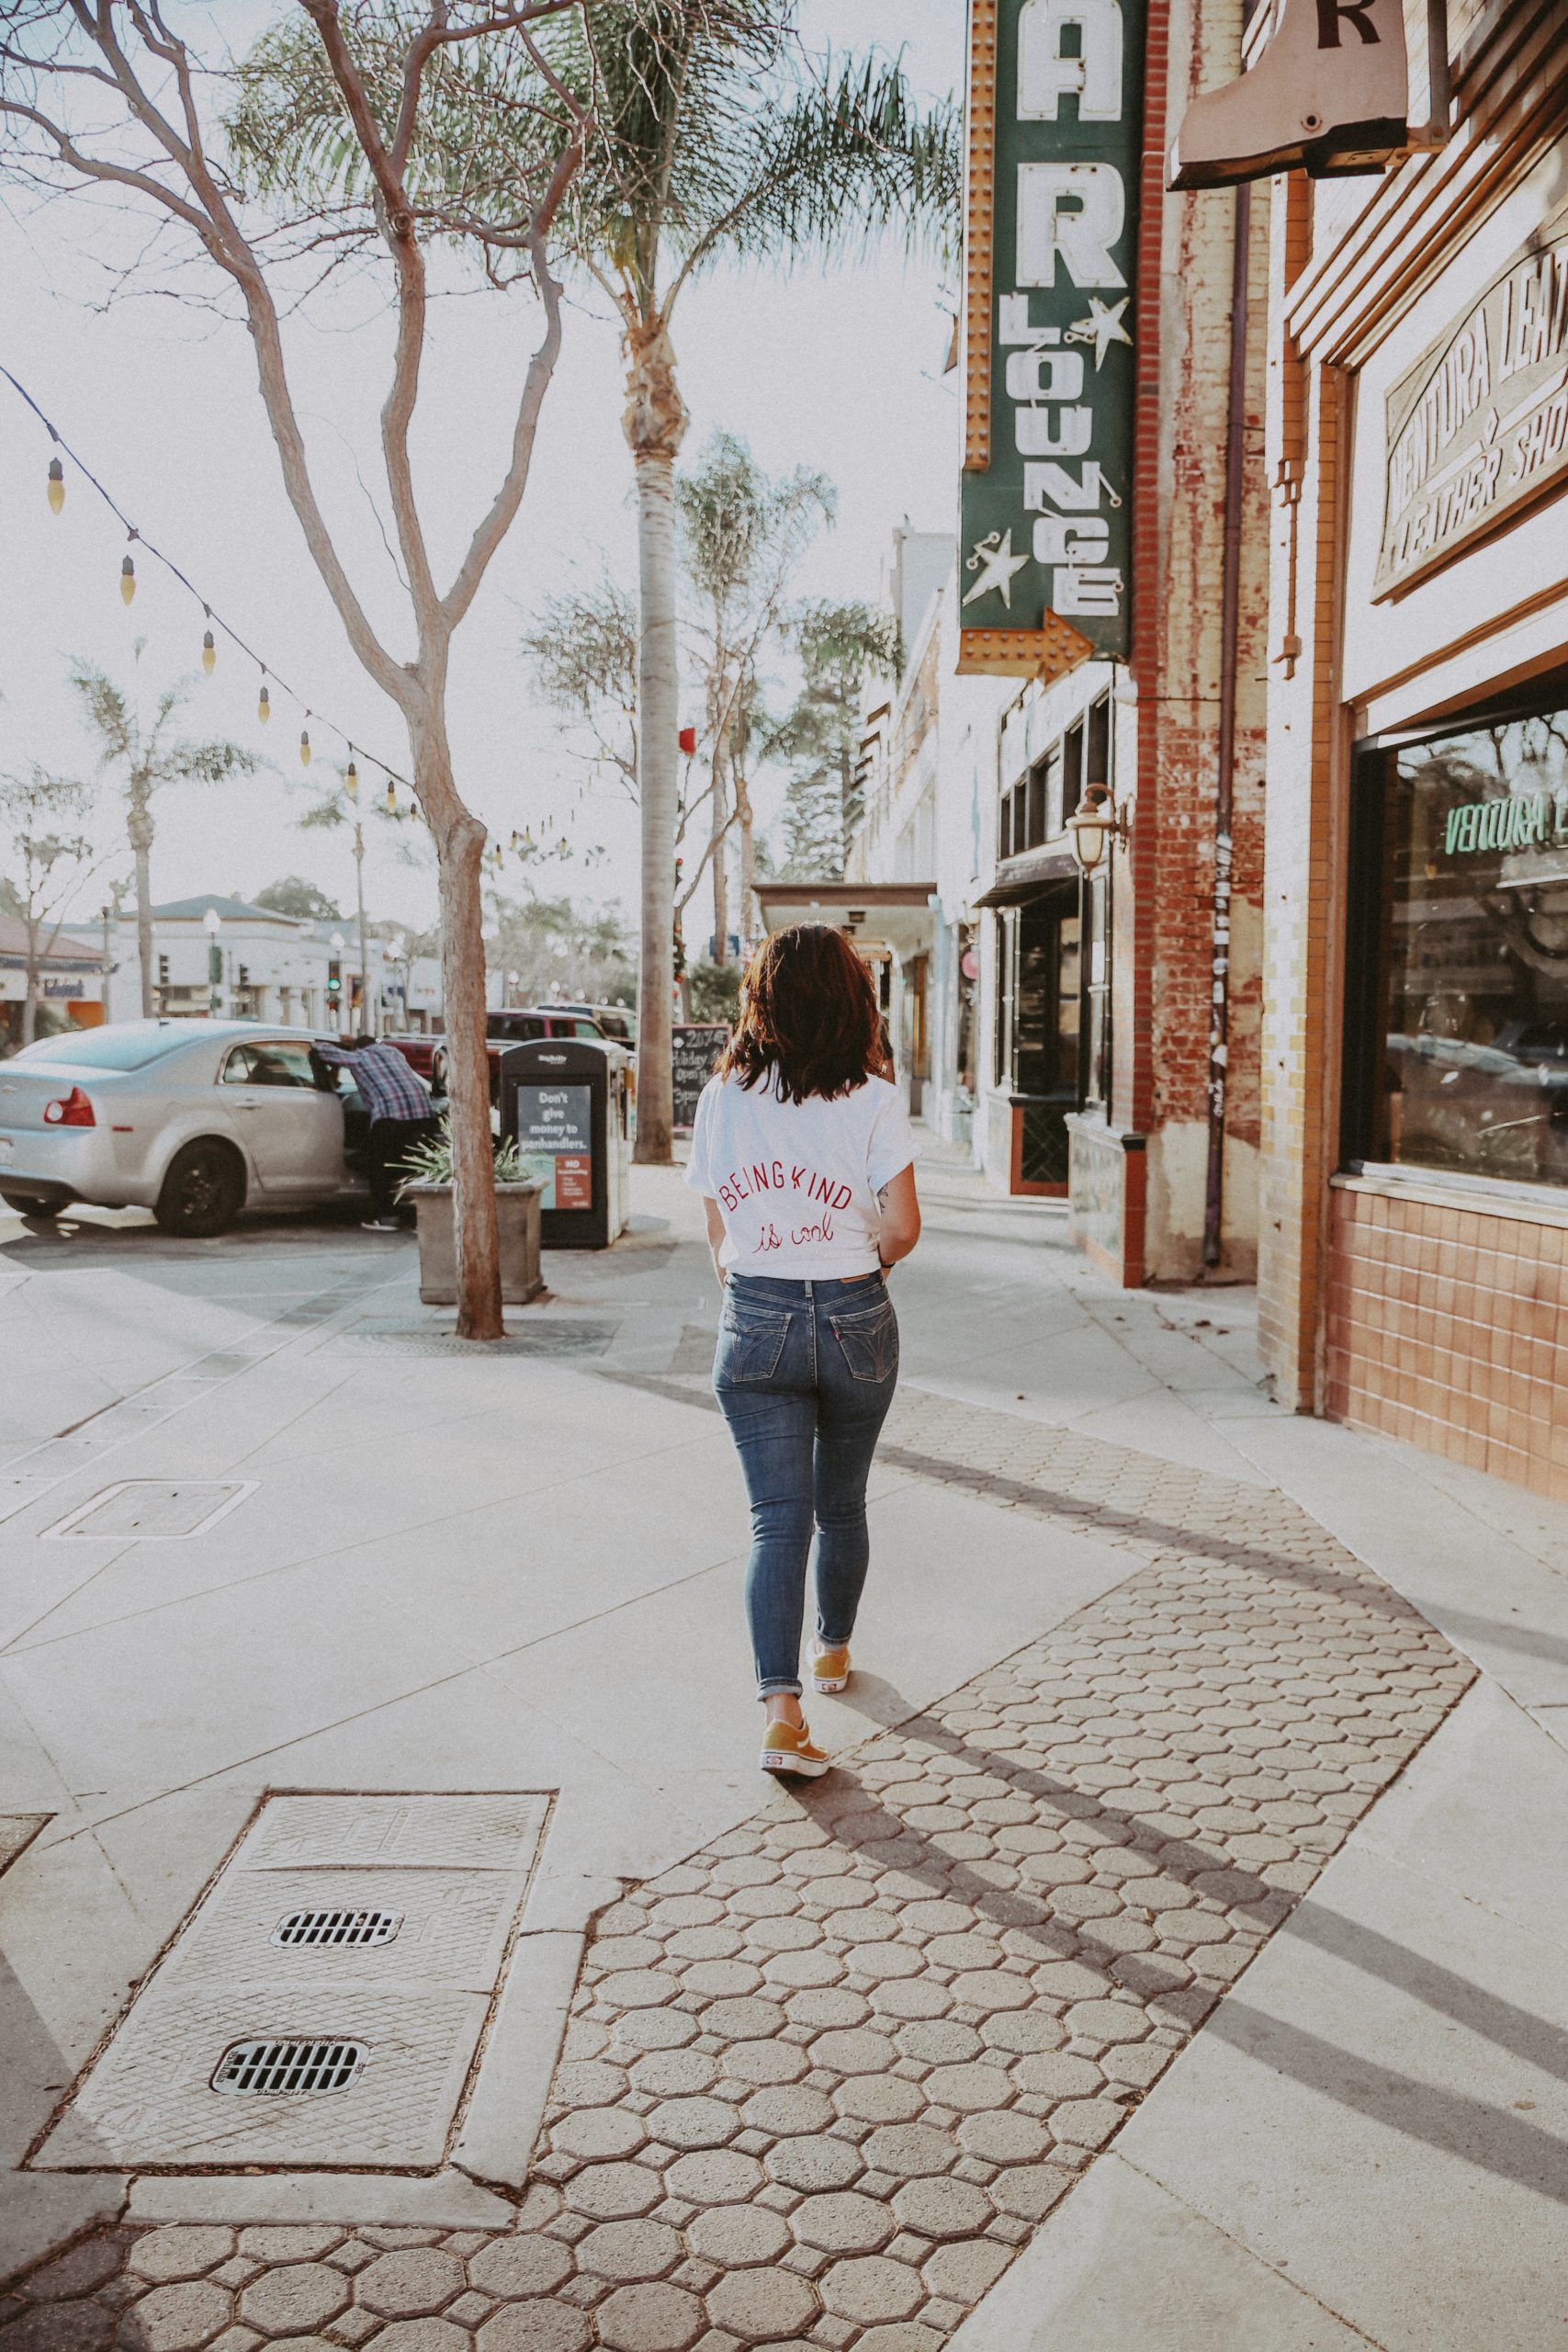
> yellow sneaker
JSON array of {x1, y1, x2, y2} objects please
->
[
  {"x1": 811, "y1": 1645, "x2": 851, "y2": 1694},
  {"x1": 761, "y1": 1718, "x2": 831, "y2": 1778}
]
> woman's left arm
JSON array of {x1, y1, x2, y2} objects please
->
[
  {"x1": 703, "y1": 1195, "x2": 728, "y2": 1286},
  {"x1": 876, "y1": 1164, "x2": 921, "y2": 1267}
]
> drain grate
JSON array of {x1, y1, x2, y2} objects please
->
[
  {"x1": 272, "y1": 1907, "x2": 401, "y2": 1950},
  {"x1": 212, "y1": 2038, "x2": 367, "y2": 2096},
  {"x1": 33, "y1": 1793, "x2": 549, "y2": 2172}
]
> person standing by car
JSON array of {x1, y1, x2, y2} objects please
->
[
  {"x1": 314, "y1": 1035, "x2": 439, "y2": 1231},
  {"x1": 687, "y1": 925, "x2": 921, "y2": 1779}
]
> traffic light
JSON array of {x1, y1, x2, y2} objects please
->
[{"x1": 327, "y1": 959, "x2": 342, "y2": 1014}]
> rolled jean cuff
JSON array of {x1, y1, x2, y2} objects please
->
[{"x1": 757, "y1": 1677, "x2": 803, "y2": 1699}]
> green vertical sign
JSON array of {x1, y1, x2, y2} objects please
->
[{"x1": 961, "y1": 0, "x2": 1144, "y2": 658}]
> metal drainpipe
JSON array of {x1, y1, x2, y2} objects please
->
[{"x1": 1201, "y1": 176, "x2": 1251, "y2": 1270}]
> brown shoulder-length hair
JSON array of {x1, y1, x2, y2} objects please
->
[{"x1": 716, "y1": 924, "x2": 883, "y2": 1105}]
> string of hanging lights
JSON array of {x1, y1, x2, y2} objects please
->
[{"x1": 3, "y1": 360, "x2": 424, "y2": 815}]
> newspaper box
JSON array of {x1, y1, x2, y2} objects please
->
[{"x1": 499, "y1": 1037, "x2": 631, "y2": 1250}]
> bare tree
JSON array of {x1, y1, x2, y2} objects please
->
[
  {"x1": 0, "y1": 3, "x2": 601, "y2": 1338},
  {"x1": 66, "y1": 658, "x2": 256, "y2": 1021},
  {"x1": 0, "y1": 764, "x2": 99, "y2": 1046}
]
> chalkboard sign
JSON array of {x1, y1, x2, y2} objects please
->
[{"x1": 672, "y1": 1023, "x2": 728, "y2": 1131}]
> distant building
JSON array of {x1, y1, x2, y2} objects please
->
[
  {"x1": 55, "y1": 898, "x2": 443, "y2": 1035},
  {"x1": 0, "y1": 916, "x2": 107, "y2": 1053}
]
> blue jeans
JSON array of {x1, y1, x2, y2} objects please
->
[{"x1": 713, "y1": 1272, "x2": 899, "y2": 1698}]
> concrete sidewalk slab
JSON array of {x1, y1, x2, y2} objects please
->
[
  {"x1": 1103, "y1": 1699, "x2": 1568, "y2": 2351},
  {"x1": 947, "y1": 2154, "x2": 1371, "y2": 2350}
]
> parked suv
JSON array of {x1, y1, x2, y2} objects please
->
[{"x1": 417, "y1": 1009, "x2": 612, "y2": 1106}]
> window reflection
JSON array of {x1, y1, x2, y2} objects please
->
[{"x1": 1382, "y1": 709, "x2": 1568, "y2": 1185}]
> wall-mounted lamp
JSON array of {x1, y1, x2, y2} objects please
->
[{"x1": 1066, "y1": 783, "x2": 1127, "y2": 876}]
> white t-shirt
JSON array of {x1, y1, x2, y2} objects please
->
[{"x1": 686, "y1": 1070, "x2": 917, "y2": 1280}]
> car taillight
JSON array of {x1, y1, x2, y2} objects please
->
[{"x1": 43, "y1": 1087, "x2": 95, "y2": 1127}]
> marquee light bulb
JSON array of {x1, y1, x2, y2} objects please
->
[
  {"x1": 47, "y1": 458, "x2": 64, "y2": 514},
  {"x1": 201, "y1": 629, "x2": 216, "y2": 676},
  {"x1": 345, "y1": 762, "x2": 358, "y2": 800},
  {"x1": 119, "y1": 555, "x2": 136, "y2": 605},
  {"x1": 385, "y1": 779, "x2": 397, "y2": 815},
  {"x1": 257, "y1": 681, "x2": 271, "y2": 724},
  {"x1": 299, "y1": 729, "x2": 311, "y2": 768}
]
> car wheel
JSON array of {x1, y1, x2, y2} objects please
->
[
  {"x1": 154, "y1": 1141, "x2": 246, "y2": 1238},
  {"x1": 0, "y1": 1191, "x2": 63, "y2": 1219}
]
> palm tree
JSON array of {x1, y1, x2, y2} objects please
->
[
  {"x1": 231, "y1": 12, "x2": 959, "y2": 1159},
  {"x1": 66, "y1": 658, "x2": 259, "y2": 1020}
]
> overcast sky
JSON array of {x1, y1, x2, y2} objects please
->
[{"x1": 0, "y1": 2, "x2": 962, "y2": 941}]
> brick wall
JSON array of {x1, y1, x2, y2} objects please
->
[
  {"x1": 1127, "y1": 0, "x2": 1269, "y2": 1280},
  {"x1": 1327, "y1": 1184, "x2": 1568, "y2": 1499}
]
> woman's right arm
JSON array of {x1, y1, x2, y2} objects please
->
[
  {"x1": 703, "y1": 1194, "x2": 728, "y2": 1286},
  {"x1": 876, "y1": 1164, "x2": 921, "y2": 1268}
]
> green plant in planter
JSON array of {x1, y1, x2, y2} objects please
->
[{"x1": 399, "y1": 1121, "x2": 526, "y2": 1195}]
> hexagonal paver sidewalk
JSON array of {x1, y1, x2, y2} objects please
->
[{"x1": 1, "y1": 1396, "x2": 1473, "y2": 2352}]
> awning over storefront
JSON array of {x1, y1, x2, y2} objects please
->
[
  {"x1": 754, "y1": 881, "x2": 939, "y2": 960},
  {"x1": 973, "y1": 851, "x2": 1077, "y2": 908}
]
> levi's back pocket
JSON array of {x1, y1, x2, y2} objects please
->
[
  {"x1": 716, "y1": 1303, "x2": 792, "y2": 1385},
  {"x1": 829, "y1": 1296, "x2": 897, "y2": 1383}
]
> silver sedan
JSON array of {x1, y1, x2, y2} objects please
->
[{"x1": 0, "y1": 1020, "x2": 376, "y2": 1236}]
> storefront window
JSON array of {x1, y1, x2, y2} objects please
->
[
  {"x1": 1083, "y1": 871, "x2": 1110, "y2": 1107},
  {"x1": 956, "y1": 925, "x2": 978, "y2": 1095},
  {"x1": 1373, "y1": 705, "x2": 1568, "y2": 1187}
]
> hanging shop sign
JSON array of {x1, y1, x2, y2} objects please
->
[
  {"x1": 960, "y1": 0, "x2": 1143, "y2": 679},
  {"x1": 1167, "y1": 0, "x2": 1410, "y2": 189},
  {"x1": 1375, "y1": 220, "x2": 1568, "y2": 598}
]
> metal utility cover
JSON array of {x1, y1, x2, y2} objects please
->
[
  {"x1": 44, "y1": 1481, "x2": 258, "y2": 1541},
  {"x1": 32, "y1": 1792, "x2": 547, "y2": 2172}
]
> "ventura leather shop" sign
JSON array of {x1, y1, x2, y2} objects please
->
[{"x1": 1376, "y1": 221, "x2": 1568, "y2": 597}]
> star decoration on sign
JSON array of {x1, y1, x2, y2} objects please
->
[
  {"x1": 1066, "y1": 296, "x2": 1133, "y2": 370},
  {"x1": 962, "y1": 529, "x2": 1031, "y2": 610}
]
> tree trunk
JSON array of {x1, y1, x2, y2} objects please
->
[
  {"x1": 624, "y1": 317, "x2": 688, "y2": 1167},
  {"x1": 354, "y1": 823, "x2": 371, "y2": 1036},
  {"x1": 129, "y1": 789, "x2": 155, "y2": 1019},
  {"x1": 21, "y1": 914, "x2": 39, "y2": 1047},
  {"x1": 417, "y1": 719, "x2": 502, "y2": 1341},
  {"x1": 710, "y1": 734, "x2": 729, "y2": 969},
  {"x1": 736, "y1": 770, "x2": 756, "y2": 950}
]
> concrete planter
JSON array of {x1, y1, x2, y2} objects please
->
[{"x1": 403, "y1": 1182, "x2": 544, "y2": 1306}]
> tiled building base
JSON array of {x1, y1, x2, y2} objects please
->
[
  {"x1": 1, "y1": 1397, "x2": 1472, "y2": 2350},
  {"x1": 1326, "y1": 1180, "x2": 1568, "y2": 1501}
]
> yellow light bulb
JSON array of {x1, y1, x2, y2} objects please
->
[
  {"x1": 258, "y1": 683, "x2": 271, "y2": 723},
  {"x1": 299, "y1": 730, "x2": 311, "y2": 768},
  {"x1": 119, "y1": 555, "x2": 136, "y2": 605},
  {"x1": 385, "y1": 780, "x2": 396, "y2": 815},
  {"x1": 47, "y1": 458, "x2": 64, "y2": 515},
  {"x1": 345, "y1": 762, "x2": 358, "y2": 800},
  {"x1": 558, "y1": 835, "x2": 570, "y2": 857},
  {"x1": 201, "y1": 629, "x2": 216, "y2": 676}
]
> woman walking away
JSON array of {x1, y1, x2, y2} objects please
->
[{"x1": 688, "y1": 925, "x2": 922, "y2": 1778}]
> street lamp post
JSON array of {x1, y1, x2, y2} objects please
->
[
  {"x1": 203, "y1": 906, "x2": 222, "y2": 1018},
  {"x1": 331, "y1": 930, "x2": 345, "y2": 1036}
]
